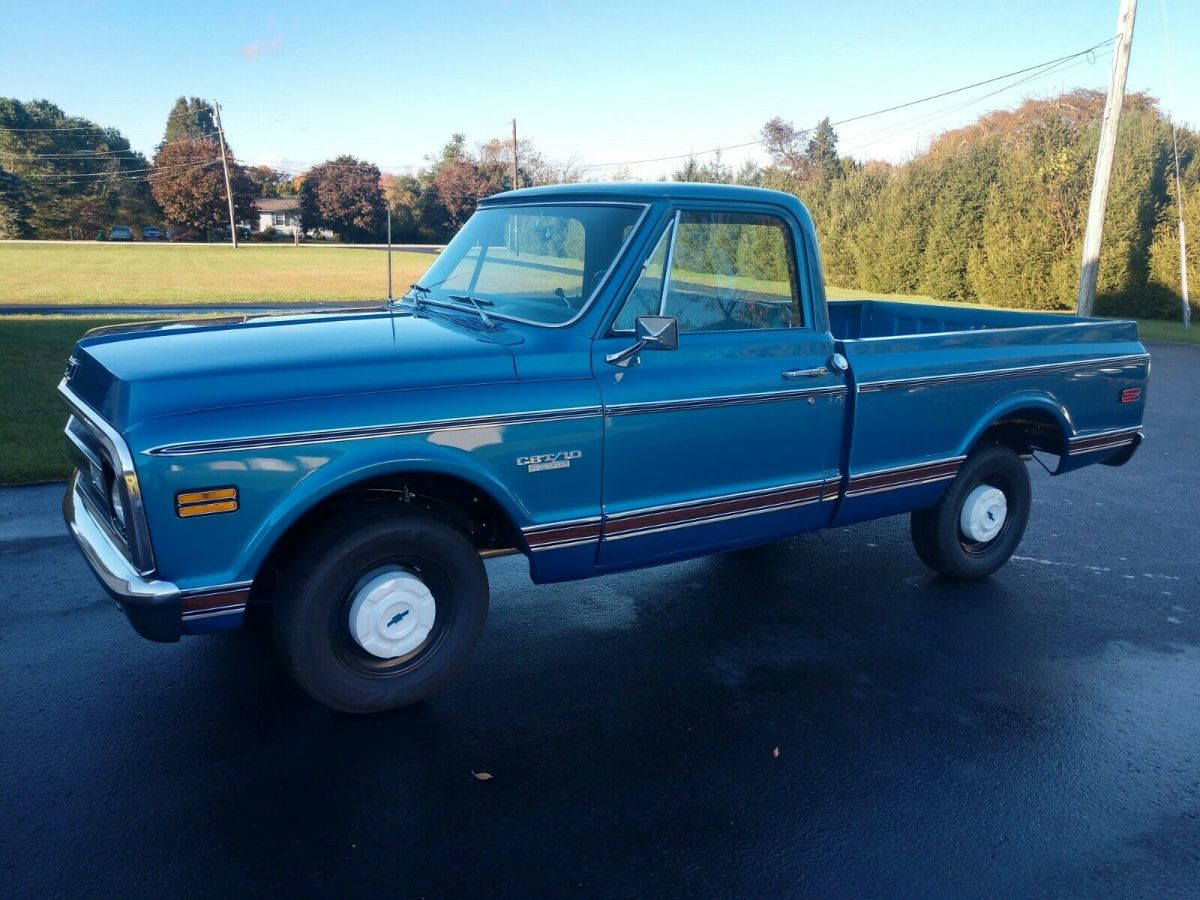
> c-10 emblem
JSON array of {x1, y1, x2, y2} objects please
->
[{"x1": 516, "y1": 450, "x2": 582, "y2": 473}]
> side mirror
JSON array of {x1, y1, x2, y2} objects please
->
[{"x1": 605, "y1": 316, "x2": 679, "y2": 368}]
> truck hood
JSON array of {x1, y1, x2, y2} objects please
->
[{"x1": 66, "y1": 309, "x2": 519, "y2": 430}]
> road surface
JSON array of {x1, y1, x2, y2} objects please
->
[{"x1": 2, "y1": 343, "x2": 1197, "y2": 898}]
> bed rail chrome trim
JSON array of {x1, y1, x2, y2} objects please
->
[{"x1": 856, "y1": 353, "x2": 1150, "y2": 394}]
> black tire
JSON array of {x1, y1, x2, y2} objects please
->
[
  {"x1": 909, "y1": 445, "x2": 1031, "y2": 581},
  {"x1": 273, "y1": 503, "x2": 488, "y2": 713}
]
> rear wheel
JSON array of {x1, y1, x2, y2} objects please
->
[
  {"x1": 273, "y1": 504, "x2": 488, "y2": 713},
  {"x1": 910, "y1": 445, "x2": 1031, "y2": 581}
]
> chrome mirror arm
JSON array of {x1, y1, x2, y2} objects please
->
[
  {"x1": 605, "y1": 341, "x2": 647, "y2": 368},
  {"x1": 604, "y1": 315, "x2": 679, "y2": 368}
]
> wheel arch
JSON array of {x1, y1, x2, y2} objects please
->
[
  {"x1": 238, "y1": 453, "x2": 530, "y2": 596},
  {"x1": 959, "y1": 393, "x2": 1072, "y2": 459}
]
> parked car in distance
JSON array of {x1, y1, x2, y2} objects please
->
[
  {"x1": 60, "y1": 183, "x2": 1149, "y2": 714},
  {"x1": 108, "y1": 225, "x2": 133, "y2": 242},
  {"x1": 142, "y1": 227, "x2": 162, "y2": 241}
]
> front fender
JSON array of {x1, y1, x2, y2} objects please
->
[
  {"x1": 136, "y1": 388, "x2": 606, "y2": 592},
  {"x1": 235, "y1": 444, "x2": 535, "y2": 584}
]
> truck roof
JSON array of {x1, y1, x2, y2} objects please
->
[{"x1": 485, "y1": 181, "x2": 812, "y2": 211}]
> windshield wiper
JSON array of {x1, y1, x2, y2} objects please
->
[
  {"x1": 406, "y1": 283, "x2": 432, "y2": 311},
  {"x1": 447, "y1": 294, "x2": 495, "y2": 328}
]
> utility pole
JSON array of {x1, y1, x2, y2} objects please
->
[
  {"x1": 511, "y1": 119, "x2": 519, "y2": 190},
  {"x1": 1075, "y1": 0, "x2": 1137, "y2": 316},
  {"x1": 213, "y1": 101, "x2": 239, "y2": 249},
  {"x1": 386, "y1": 206, "x2": 393, "y2": 302},
  {"x1": 511, "y1": 118, "x2": 521, "y2": 256}
]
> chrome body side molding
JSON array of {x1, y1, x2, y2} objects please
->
[
  {"x1": 146, "y1": 407, "x2": 605, "y2": 457},
  {"x1": 605, "y1": 385, "x2": 847, "y2": 417},
  {"x1": 857, "y1": 353, "x2": 1150, "y2": 394}
]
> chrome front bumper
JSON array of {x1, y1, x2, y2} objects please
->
[{"x1": 63, "y1": 472, "x2": 183, "y2": 642}]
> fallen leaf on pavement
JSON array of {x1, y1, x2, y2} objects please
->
[{"x1": 472, "y1": 770, "x2": 493, "y2": 781}]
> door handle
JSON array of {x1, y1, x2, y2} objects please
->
[{"x1": 782, "y1": 367, "x2": 827, "y2": 379}]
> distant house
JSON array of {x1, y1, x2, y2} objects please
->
[{"x1": 255, "y1": 197, "x2": 302, "y2": 235}]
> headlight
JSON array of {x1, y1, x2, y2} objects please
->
[{"x1": 109, "y1": 477, "x2": 127, "y2": 533}]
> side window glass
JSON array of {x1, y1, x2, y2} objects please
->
[
  {"x1": 613, "y1": 224, "x2": 672, "y2": 332},
  {"x1": 664, "y1": 212, "x2": 801, "y2": 332}
]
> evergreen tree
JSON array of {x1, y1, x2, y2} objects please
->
[
  {"x1": 0, "y1": 165, "x2": 32, "y2": 238},
  {"x1": 162, "y1": 97, "x2": 217, "y2": 146},
  {"x1": 0, "y1": 97, "x2": 158, "y2": 238}
]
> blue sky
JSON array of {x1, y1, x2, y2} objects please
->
[{"x1": 3, "y1": 0, "x2": 1196, "y2": 178}]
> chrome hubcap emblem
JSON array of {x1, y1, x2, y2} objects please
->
[
  {"x1": 347, "y1": 567, "x2": 436, "y2": 659},
  {"x1": 959, "y1": 484, "x2": 1008, "y2": 543}
]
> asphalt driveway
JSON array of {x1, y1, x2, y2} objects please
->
[{"x1": 2, "y1": 344, "x2": 1197, "y2": 898}]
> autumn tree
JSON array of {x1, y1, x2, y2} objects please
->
[
  {"x1": 477, "y1": 135, "x2": 583, "y2": 188},
  {"x1": 300, "y1": 156, "x2": 386, "y2": 242},
  {"x1": 433, "y1": 158, "x2": 491, "y2": 232},
  {"x1": 150, "y1": 139, "x2": 255, "y2": 234}
]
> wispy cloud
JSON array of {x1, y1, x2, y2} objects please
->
[{"x1": 240, "y1": 35, "x2": 284, "y2": 61}]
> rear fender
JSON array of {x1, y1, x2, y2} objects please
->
[{"x1": 957, "y1": 391, "x2": 1073, "y2": 463}]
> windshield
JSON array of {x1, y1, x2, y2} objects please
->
[{"x1": 409, "y1": 203, "x2": 645, "y2": 325}]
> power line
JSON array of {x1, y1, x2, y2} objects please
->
[
  {"x1": 18, "y1": 158, "x2": 221, "y2": 182},
  {"x1": 0, "y1": 131, "x2": 222, "y2": 161},
  {"x1": 839, "y1": 49, "x2": 1112, "y2": 155},
  {"x1": 577, "y1": 36, "x2": 1116, "y2": 170},
  {"x1": 0, "y1": 123, "x2": 120, "y2": 132}
]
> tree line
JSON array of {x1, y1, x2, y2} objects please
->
[
  {"x1": 0, "y1": 96, "x2": 583, "y2": 245},
  {"x1": 2, "y1": 92, "x2": 1195, "y2": 319},
  {"x1": 676, "y1": 91, "x2": 1196, "y2": 321}
]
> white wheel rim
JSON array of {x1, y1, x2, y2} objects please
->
[
  {"x1": 959, "y1": 484, "x2": 1008, "y2": 543},
  {"x1": 347, "y1": 567, "x2": 437, "y2": 660}
]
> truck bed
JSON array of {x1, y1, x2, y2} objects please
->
[{"x1": 825, "y1": 298, "x2": 1147, "y2": 526}]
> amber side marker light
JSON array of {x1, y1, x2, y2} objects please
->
[{"x1": 176, "y1": 487, "x2": 238, "y2": 518}]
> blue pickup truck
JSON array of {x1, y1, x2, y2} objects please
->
[{"x1": 61, "y1": 183, "x2": 1149, "y2": 712}]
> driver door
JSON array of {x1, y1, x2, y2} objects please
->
[{"x1": 591, "y1": 208, "x2": 843, "y2": 572}]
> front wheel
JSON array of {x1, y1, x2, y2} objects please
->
[
  {"x1": 910, "y1": 445, "x2": 1031, "y2": 581},
  {"x1": 273, "y1": 504, "x2": 489, "y2": 713}
]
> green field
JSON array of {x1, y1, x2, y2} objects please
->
[
  {"x1": 0, "y1": 317, "x2": 120, "y2": 483},
  {"x1": 0, "y1": 243, "x2": 435, "y2": 304},
  {"x1": 0, "y1": 241, "x2": 949, "y2": 307}
]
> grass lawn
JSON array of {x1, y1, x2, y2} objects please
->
[
  {"x1": 0, "y1": 243, "x2": 436, "y2": 304},
  {"x1": 0, "y1": 305, "x2": 1195, "y2": 485},
  {"x1": 0, "y1": 317, "x2": 124, "y2": 483}
]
